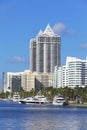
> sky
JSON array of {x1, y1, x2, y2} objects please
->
[{"x1": 0, "y1": 0, "x2": 87, "y2": 89}]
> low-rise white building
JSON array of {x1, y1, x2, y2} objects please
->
[
  {"x1": 3, "y1": 72, "x2": 23, "y2": 93},
  {"x1": 3, "y1": 70, "x2": 54, "y2": 92}
]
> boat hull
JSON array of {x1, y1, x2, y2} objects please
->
[
  {"x1": 20, "y1": 100, "x2": 48, "y2": 104},
  {"x1": 19, "y1": 96, "x2": 49, "y2": 104},
  {"x1": 53, "y1": 101, "x2": 68, "y2": 106}
]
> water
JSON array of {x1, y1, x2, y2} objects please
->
[{"x1": 0, "y1": 101, "x2": 87, "y2": 130}]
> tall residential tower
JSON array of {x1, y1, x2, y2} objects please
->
[{"x1": 30, "y1": 24, "x2": 61, "y2": 73}]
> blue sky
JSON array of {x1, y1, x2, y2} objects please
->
[{"x1": 0, "y1": 0, "x2": 87, "y2": 86}]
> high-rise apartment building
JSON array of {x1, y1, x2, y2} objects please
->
[
  {"x1": 30, "y1": 24, "x2": 61, "y2": 73},
  {"x1": 54, "y1": 57, "x2": 87, "y2": 88}
]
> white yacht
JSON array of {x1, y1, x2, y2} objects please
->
[
  {"x1": 19, "y1": 96, "x2": 35, "y2": 104},
  {"x1": 34, "y1": 94, "x2": 49, "y2": 104},
  {"x1": 52, "y1": 94, "x2": 68, "y2": 106},
  {"x1": 12, "y1": 93, "x2": 21, "y2": 102},
  {"x1": 20, "y1": 91, "x2": 49, "y2": 104}
]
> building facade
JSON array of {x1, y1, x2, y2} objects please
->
[
  {"x1": 21, "y1": 70, "x2": 36, "y2": 91},
  {"x1": 30, "y1": 24, "x2": 61, "y2": 73},
  {"x1": 3, "y1": 70, "x2": 54, "y2": 93},
  {"x1": 3, "y1": 72, "x2": 23, "y2": 93},
  {"x1": 54, "y1": 57, "x2": 87, "y2": 88},
  {"x1": 21, "y1": 70, "x2": 54, "y2": 91}
]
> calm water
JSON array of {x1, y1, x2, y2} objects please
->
[{"x1": 0, "y1": 101, "x2": 87, "y2": 130}]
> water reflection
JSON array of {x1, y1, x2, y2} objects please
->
[
  {"x1": 0, "y1": 102, "x2": 87, "y2": 130},
  {"x1": 21, "y1": 105, "x2": 87, "y2": 130}
]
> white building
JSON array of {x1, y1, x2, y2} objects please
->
[
  {"x1": 3, "y1": 72, "x2": 23, "y2": 93},
  {"x1": 54, "y1": 65, "x2": 67, "y2": 87},
  {"x1": 3, "y1": 70, "x2": 54, "y2": 93},
  {"x1": 54, "y1": 56, "x2": 87, "y2": 88}
]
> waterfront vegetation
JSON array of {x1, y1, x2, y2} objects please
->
[{"x1": 1, "y1": 86, "x2": 87, "y2": 106}]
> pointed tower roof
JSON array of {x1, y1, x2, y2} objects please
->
[
  {"x1": 38, "y1": 30, "x2": 43, "y2": 35},
  {"x1": 37, "y1": 30, "x2": 43, "y2": 37},
  {"x1": 44, "y1": 24, "x2": 54, "y2": 36}
]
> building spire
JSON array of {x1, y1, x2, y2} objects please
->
[
  {"x1": 44, "y1": 24, "x2": 54, "y2": 36},
  {"x1": 37, "y1": 30, "x2": 43, "y2": 36}
]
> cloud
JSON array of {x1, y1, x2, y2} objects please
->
[
  {"x1": 80, "y1": 43, "x2": 87, "y2": 49},
  {"x1": 53, "y1": 22, "x2": 78, "y2": 35},
  {"x1": 53, "y1": 23, "x2": 67, "y2": 34},
  {"x1": 10, "y1": 56, "x2": 26, "y2": 63}
]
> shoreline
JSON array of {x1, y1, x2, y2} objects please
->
[{"x1": 69, "y1": 103, "x2": 87, "y2": 107}]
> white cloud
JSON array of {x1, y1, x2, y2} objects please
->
[
  {"x1": 53, "y1": 23, "x2": 67, "y2": 34},
  {"x1": 53, "y1": 22, "x2": 78, "y2": 35},
  {"x1": 80, "y1": 43, "x2": 87, "y2": 49},
  {"x1": 11, "y1": 56, "x2": 26, "y2": 63}
]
